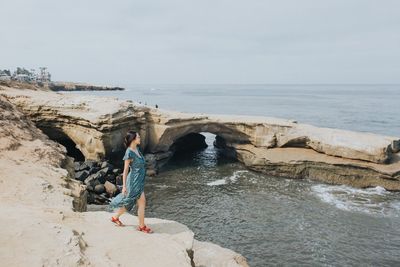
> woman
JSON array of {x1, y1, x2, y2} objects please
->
[{"x1": 108, "y1": 130, "x2": 152, "y2": 233}]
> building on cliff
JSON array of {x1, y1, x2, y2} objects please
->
[
  {"x1": 8, "y1": 67, "x2": 52, "y2": 83},
  {"x1": 0, "y1": 72, "x2": 11, "y2": 81}
]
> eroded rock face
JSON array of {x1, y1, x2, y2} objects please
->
[
  {"x1": 1, "y1": 86, "x2": 400, "y2": 191},
  {"x1": 1, "y1": 87, "x2": 148, "y2": 160},
  {"x1": 127, "y1": 104, "x2": 400, "y2": 190},
  {"x1": 150, "y1": 112, "x2": 399, "y2": 164},
  {"x1": 235, "y1": 145, "x2": 400, "y2": 190},
  {"x1": 0, "y1": 91, "x2": 250, "y2": 267},
  {"x1": 0, "y1": 95, "x2": 87, "y2": 211}
]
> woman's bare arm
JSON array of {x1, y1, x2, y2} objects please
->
[{"x1": 122, "y1": 159, "x2": 132, "y2": 194}]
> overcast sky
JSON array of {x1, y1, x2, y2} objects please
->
[{"x1": 1, "y1": 0, "x2": 399, "y2": 85}]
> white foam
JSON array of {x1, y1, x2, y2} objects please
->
[
  {"x1": 207, "y1": 179, "x2": 227, "y2": 186},
  {"x1": 155, "y1": 185, "x2": 170, "y2": 189},
  {"x1": 311, "y1": 184, "x2": 399, "y2": 217},
  {"x1": 207, "y1": 170, "x2": 249, "y2": 186}
]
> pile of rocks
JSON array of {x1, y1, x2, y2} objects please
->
[
  {"x1": 74, "y1": 160, "x2": 122, "y2": 205},
  {"x1": 73, "y1": 154, "x2": 161, "y2": 205}
]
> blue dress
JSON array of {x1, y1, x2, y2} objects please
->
[{"x1": 108, "y1": 147, "x2": 147, "y2": 212}]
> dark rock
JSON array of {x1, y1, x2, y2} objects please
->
[
  {"x1": 112, "y1": 169, "x2": 120, "y2": 175},
  {"x1": 144, "y1": 154, "x2": 157, "y2": 169},
  {"x1": 75, "y1": 170, "x2": 89, "y2": 181},
  {"x1": 145, "y1": 153, "x2": 156, "y2": 161},
  {"x1": 95, "y1": 171, "x2": 107, "y2": 184},
  {"x1": 155, "y1": 151, "x2": 173, "y2": 161},
  {"x1": 94, "y1": 184, "x2": 105, "y2": 194},
  {"x1": 101, "y1": 161, "x2": 114, "y2": 170},
  {"x1": 84, "y1": 173, "x2": 101, "y2": 187},
  {"x1": 89, "y1": 166, "x2": 101, "y2": 175},
  {"x1": 75, "y1": 161, "x2": 90, "y2": 171},
  {"x1": 116, "y1": 174, "x2": 123, "y2": 186},
  {"x1": 105, "y1": 174, "x2": 116, "y2": 183},
  {"x1": 86, "y1": 185, "x2": 94, "y2": 192},
  {"x1": 392, "y1": 140, "x2": 400, "y2": 153},
  {"x1": 86, "y1": 160, "x2": 97, "y2": 169},
  {"x1": 87, "y1": 191, "x2": 95, "y2": 203},
  {"x1": 99, "y1": 167, "x2": 112, "y2": 176},
  {"x1": 92, "y1": 193, "x2": 109, "y2": 204},
  {"x1": 100, "y1": 161, "x2": 108, "y2": 169},
  {"x1": 77, "y1": 161, "x2": 95, "y2": 172}
]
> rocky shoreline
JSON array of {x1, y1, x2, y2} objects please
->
[
  {"x1": 0, "y1": 80, "x2": 125, "y2": 91},
  {"x1": 1, "y1": 83, "x2": 399, "y2": 266},
  {"x1": 74, "y1": 159, "x2": 119, "y2": 205},
  {"x1": 0, "y1": 87, "x2": 248, "y2": 266},
  {"x1": 48, "y1": 81, "x2": 125, "y2": 91},
  {"x1": 1, "y1": 85, "x2": 399, "y2": 191}
]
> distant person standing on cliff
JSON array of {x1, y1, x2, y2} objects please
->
[{"x1": 108, "y1": 130, "x2": 152, "y2": 233}]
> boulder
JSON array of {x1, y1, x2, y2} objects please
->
[
  {"x1": 104, "y1": 181, "x2": 117, "y2": 197},
  {"x1": 92, "y1": 193, "x2": 109, "y2": 204},
  {"x1": 105, "y1": 174, "x2": 116, "y2": 183},
  {"x1": 87, "y1": 191, "x2": 95, "y2": 203},
  {"x1": 101, "y1": 161, "x2": 114, "y2": 170},
  {"x1": 75, "y1": 170, "x2": 89, "y2": 182},
  {"x1": 84, "y1": 160, "x2": 97, "y2": 170},
  {"x1": 84, "y1": 173, "x2": 101, "y2": 187},
  {"x1": 99, "y1": 166, "x2": 112, "y2": 176},
  {"x1": 89, "y1": 166, "x2": 101, "y2": 175},
  {"x1": 75, "y1": 161, "x2": 90, "y2": 171},
  {"x1": 94, "y1": 184, "x2": 105, "y2": 194}
]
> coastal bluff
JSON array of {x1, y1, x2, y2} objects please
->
[
  {"x1": 0, "y1": 88, "x2": 248, "y2": 266},
  {"x1": 48, "y1": 81, "x2": 125, "y2": 91},
  {"x1": 1, "y1": 85, "x2": 399, "y2": 191},
  {"x1": 0, "y1": 80, "x2": 124, "y2": 91}
]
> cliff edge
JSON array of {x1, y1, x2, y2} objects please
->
[{"x1": 0, "y1": 94, "x2": 248, "y2": 266}]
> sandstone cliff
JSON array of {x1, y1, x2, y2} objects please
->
[
  {"x1": 0, "y1": 93, "x2": 248, "y2": 266},
  {"x1": 1, "y1": 85, "x2": 399, "y2": 191}
]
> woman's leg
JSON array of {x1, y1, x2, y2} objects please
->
[
  {"x1": 137, "y1": 192, "x2": 146, "y2": 227},
  {"x1": 114, "y1": 206, "x2": 126, "y2": 219}
]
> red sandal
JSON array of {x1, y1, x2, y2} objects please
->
[
  {"x1": 111, "y1": 216, "x2": 125, "y2": 227},
  {"x1": 137, "y1": 225, "x2": 153, "y2": 233}
]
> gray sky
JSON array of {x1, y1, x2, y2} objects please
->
[{"x1": 1, "y1": 0, "x2": 399, "y2": 84}]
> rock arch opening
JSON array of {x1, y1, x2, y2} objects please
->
[
  {"x1": 40, "y1": 128, "x2": 85, "y2": 161},
  {"x1": 170, "y1": 132, "x2": 208, "y2": 153},
  {"x1": 163, "y1": 132, "x2": 238, "y2": 170}
]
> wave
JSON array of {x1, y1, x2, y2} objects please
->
[
  {"x1": 311, "y1": 184, "x2": 400, "y2": 217},
  {"x1": 207, "y1": 170, "x2": 248, "y2": 186}
]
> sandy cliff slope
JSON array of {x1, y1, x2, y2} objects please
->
[{"x1": 0, "y1": 95, "x2": 248, "y2": 267}]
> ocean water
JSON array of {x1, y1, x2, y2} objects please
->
[
  {"x1": 65, "y1": 85, "x2": 400, "y2": 266},
  {"x1": 69, "y1": 84, "x2": 400, "y2": 136}
]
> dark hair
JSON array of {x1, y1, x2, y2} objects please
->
[{"x1": 124, "y1": 130, "x2": 138, "y2": 148}]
